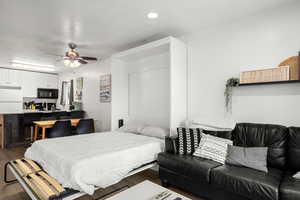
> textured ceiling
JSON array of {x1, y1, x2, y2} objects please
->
[{"x1": 0, "y1": 0, "x2": 295, "y2": 72}]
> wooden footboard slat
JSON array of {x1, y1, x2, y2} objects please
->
[
  {"x1": 23, "y1": 158, "x2": 41, "y2": 172},
  {"x1": 23, "y1": 175, "x2": 49, "y2": 200},
  {"x1": 10, "y1": 161, "x2": 26, "y2": 177},
  {"x1": 15, "y1": 159, "x2": 33, "y2": 175},
  {"x1": 8, "y1": 158, "x2": 68, "y2": 200},
  {"x1": 29, "y1": 174, "x2": 56, "y2": 197},
  {"x1": 38, "y1": 171, "x2": 65, "y2": 193}
]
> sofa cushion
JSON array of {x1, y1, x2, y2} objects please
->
[
  {"x1": 226, "y1": 145, "x2": 268, "y2": 173},
  {"x1": 280, "y1": 172, "x2": 300, "y2": 200},
  {"x1": 211, "y1": 165, "x2": 283, "y2": 200},
  {"x1": 287, "y1": 127, "x2": 300, "y2": 172},
  {"x1": 157, "y1": 152, "x2": 221, "y2": 183},
  {"x1": 233, "y1": 123, "x2": 288, "y2": 169}
]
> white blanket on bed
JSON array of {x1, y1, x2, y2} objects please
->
[{"x1": 24, "y1": 132, "x2": 164, "y2": 195}]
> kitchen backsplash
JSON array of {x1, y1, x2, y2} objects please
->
[{"x1": 23, "y1": 97, "x2": 57, "y2": 104}]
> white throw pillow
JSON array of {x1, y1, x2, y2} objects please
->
[
  {"x1": 140, "y1": 126, "x2": 169, "y2": 139},
  {"x1": 193, "y1": 133, "x2": 233, "y2": 164},
  {"x1": 117, "y1": 121, "x2": 146, "y2": 134}
]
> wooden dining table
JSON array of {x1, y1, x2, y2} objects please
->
[{"x1": 33, "y1": 118, "x2": 81, "y2": 141}]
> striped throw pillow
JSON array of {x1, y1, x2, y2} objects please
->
[
  {"x1": 193, "y1": 133, "x2": 233, "y2": 164},
  {"x1": 178, "y1": 127, "x2": 202, "y2": 155}
]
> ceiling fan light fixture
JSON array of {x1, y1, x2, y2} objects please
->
[
  {"x1": 63, "y1": 59, "x2": 71, "y2": 66},
  {"x1": 61, "y1": 42, "x2": 97, "y2": 67},
  {"x1": 67, "y1": 51, "x2": 78, "y2": 57},
  {"x1": 69, "y1": 60, "x2": 81, "y2": 68}
]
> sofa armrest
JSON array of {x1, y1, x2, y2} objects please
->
[{"x1": 165, "y1": 137, "x2": 178, "y2": 154}]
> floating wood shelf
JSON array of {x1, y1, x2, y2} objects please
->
[{"x1": 238, "y1": 80, "x2": 300, "y2": 86}]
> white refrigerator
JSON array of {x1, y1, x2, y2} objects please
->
[{"x1": 0, "y1": 86, "x2": 23, "y2": 113}]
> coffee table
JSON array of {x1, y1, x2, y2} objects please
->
[{"x1": 106, "y1": 180, "x2": 191, "y2": 200}]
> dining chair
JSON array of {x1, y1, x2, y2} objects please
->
[
  {"x1": 47, "y1": 120, "x2": 72, "y2": 138},
  {"x1": 59, "y1": 116, "x2": 78, "y2": 134},
  {"x1": 39, "y1": 117, "x2": 57, "y2": 138},
  {"x1": 75, "y1": 119, "x2": 95, "y2": 135}
]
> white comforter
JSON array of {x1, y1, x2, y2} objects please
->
[{"x1": 24, "y1": 132, "x2": 164, "y2": 195}]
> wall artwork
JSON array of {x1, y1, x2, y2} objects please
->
[
  {"x1": 100, "y1": 74, "x2": 111, "y2": 103},
  {"x1": 75, "y1": 77, "x2": 83, "y2": 102}
]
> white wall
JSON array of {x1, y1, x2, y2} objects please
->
[
  {"x1": 110, "y1": 59, "x2": 129, "y2": 130},
  {"x1": 111, "y1": 37, "x2": 187, "y2": 132},
  {"x1": 128, "y1": 53, "x2": 170, "y2": 128},
  {"x1": 58, "y1": 59, "x2": 111, "y2": 132},
  {"x1": 185, "y1": 2, "x2": 300, "y2": 126},
  {"x1": 58, "y1": 2, "x2": 300, "y2": 130}
]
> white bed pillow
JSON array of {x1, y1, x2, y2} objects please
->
[
  {"x1": 193, "y1": 133, "x2": 233, "y2": 164},
  {"x1": 189, "y1": 124, "x2": 231, "y2": 131},
  {"x1": 293, "y1": 172, "x2": 300, "y2": 180},
  {"x1": 140, "y1": 126, "x2": 170, "y2": 139},
  {"x1": 117, "y1": 121, "x2": 146, "y2": 134}
]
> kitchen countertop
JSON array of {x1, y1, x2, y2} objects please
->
[
  {"x1": 0, "y1": 110, "x2": 83, "y2": 115},
  {"x1": 22, "y1": 110, "x2": 80, "y2": 113}
]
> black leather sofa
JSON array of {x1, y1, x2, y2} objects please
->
[{"x1": 157, "y1": 123, "x2": 300, "y2": 200}]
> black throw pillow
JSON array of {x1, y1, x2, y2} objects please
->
[{"x1": 177, "y1": 127, "x2": 202, "y2": 155}]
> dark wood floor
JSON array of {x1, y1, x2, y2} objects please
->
[{"x1": 0, "y1": 147, "x2": 203, "y2": 200}]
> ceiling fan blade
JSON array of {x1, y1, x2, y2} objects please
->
[
  {"x1": 81, "y1": 56, "x2": 98, "y2": 61},
  {"x1": 78, "y1": 59, "x2": 88, "y2": 64}
]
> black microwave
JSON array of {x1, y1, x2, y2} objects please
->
[{"x1": 37, "y1": 88, "x2": 59, "y2": 99}]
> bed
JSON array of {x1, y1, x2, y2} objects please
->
[{"x1": 7, "y1": 131, "x2": 165, "y2": 200}]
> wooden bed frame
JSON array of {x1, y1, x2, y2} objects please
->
[{"x1": 5, "y1": 158, "x2": 157, "y2": 200}]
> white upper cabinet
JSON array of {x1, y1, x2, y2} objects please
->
[
  {"x1": 21, "y1": 71, "x2": 39, "y2": 97},
  {"x1": 0, "y1": 68, "x2": 23, "y2": 87},
  {"x1": 9, "y1": 70, "x2": 22, "y2": 86},
  {"x1": 43, "y1": 74, "x2": 58, "y2": 89},
  {"x1": 0, "y1": 68, "x2": 58, "y2": 97},
  {"x1": 21, "y1": 70, "x2": 58, "y2": 97},
  {"x1": 0, "y1": 68, "x2": 9, "y2": 85}
]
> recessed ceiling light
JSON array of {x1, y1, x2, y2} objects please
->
[{"x1": 147, "y1": 12, "x2": 159, "y2": 19}]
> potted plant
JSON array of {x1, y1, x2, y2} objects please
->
[{"x1": 224, "y1": 78, "x2": 239, "y2": 112}]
